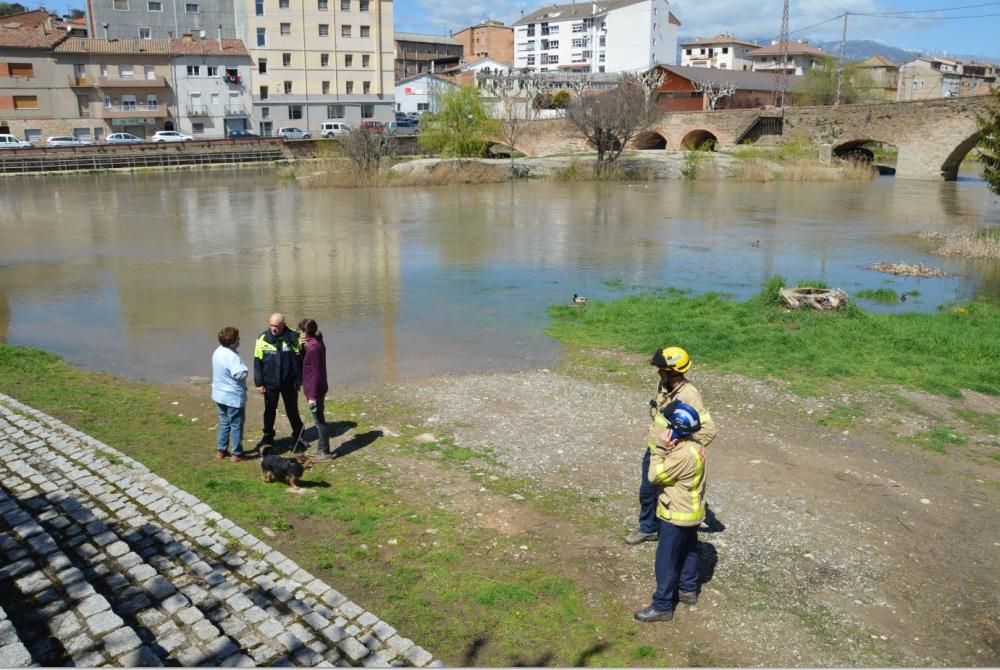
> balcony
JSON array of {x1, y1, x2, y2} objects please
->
[
  {"x1": 187, "y1": 105, "x2": 210, "y2": 116},
  {"x1": 224, "y1": 105, "x2": 251, "y2": 116},
  {"x1": 100, "y1": 103, "x2": 168, "y2": 119},
  {"x1": 68, "y1": 74, "x2": 97, "y2": 87},
  {"x1": 98, "y1": 75, "x2": 169, "y2": 88}
]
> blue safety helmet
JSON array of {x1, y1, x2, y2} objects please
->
[{"x1": 663, "y1": 402, "x2": 702, "y2": 438}]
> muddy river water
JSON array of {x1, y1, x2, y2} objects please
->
[{"x1": 1, "y1": 168, "x2": 997, "y2": 384}]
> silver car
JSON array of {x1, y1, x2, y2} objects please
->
[
  {"x1": 46, "y1": 136, "x2": 93, "y2": 147},
  {"x1": 151, "y1": 131, "x2": 193, "y2": 143},
  {"x1": 0, "y1": 134, "x2": 32, "y2": 148},
  {"x1": 105, "y1": 133, "x2": 145, "y2": 144},
  {"x1": 278, "y1": 127, "x2": 312, "y2": 140}
]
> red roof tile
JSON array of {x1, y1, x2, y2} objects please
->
[{"x1": 169, "y1": 37, "x2": 249, "y2": 56}]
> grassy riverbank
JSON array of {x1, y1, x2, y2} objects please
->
[{"x1": 548, "y1": 278, "x2": 1000, "y2": 397}]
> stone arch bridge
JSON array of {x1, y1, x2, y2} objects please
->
[{"x1": 514, "y1": 96, "x2": 992, "y2": 180}]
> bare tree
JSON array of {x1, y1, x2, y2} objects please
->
[
  {"x1": 478, "y1": 69, "x2": 546, "y2": 172},
  {"x1": 339, "y1": 127, "x2": 396, "y2": 175},
  {"x1": 693, "y1": 80, "x2": 737, "y2": 110},
  {"x1": 564, "y1": 70, "x2": 665, "y2": 168}
]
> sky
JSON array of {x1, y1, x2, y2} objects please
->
[
  {"x1": 393, "y1": 0, "x2": 1000, "y2": 59},
  {"x1": 19, "y1": 0, "x2": 1000, "y2": 58}
]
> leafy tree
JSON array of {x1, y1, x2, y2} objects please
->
[
  {"x1": 791, "y1": 56, "x2": 880, "y2": 106},
  {"x1": 977, "y1": 87, "x2": 1000, "y2": 195},
  {"x1": 418, "y1": 85, "x2": 499, "y2": 157},
  {"x1": 0, "y1": 2, "x2": 28, "y2": 16},
  {"x1": 69, "y1": 8, "x2": 86, "y2": 19}
]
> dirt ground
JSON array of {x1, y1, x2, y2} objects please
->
[{"x1": 187, "y1": 349, "x2": 1000, "y2": 666}]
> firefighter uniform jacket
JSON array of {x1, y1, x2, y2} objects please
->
[
  {"x1": 253, "y1": 328, "x2": 302, "y2": 390},
  {"x1": 648, "y1": 440, "x2": 706, "y2": 527},
  {"x1": 647, "y1": 379, "x2": 717, "y2": 450}
]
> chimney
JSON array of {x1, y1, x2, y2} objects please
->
[
  {"x1": 182, "y1": 32, "x2": 193, "y2": 42},
  {"x1": 102, "y1": 22, "x2": 108, "y2": 39},
  {"x1": 218, "y1": 23, "x2": 223, "y2": 50}
]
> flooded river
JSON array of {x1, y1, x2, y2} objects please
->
[{"x1": 1, "y1": 168, "x2": 997, "y2": 384}]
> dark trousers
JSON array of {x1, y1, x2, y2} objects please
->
[
  {"x1": 261, "y1": 384, "x2": 303, "y2": 444},
  {"x1": 310, "y1": 398, "x2": 330, "y2": 452},
  {"x1": 652, "y1": 522, "x2": 700, "y2": 612},
  {"x1": 638, "y1": 448, "x2": 660, "y2": 533}
]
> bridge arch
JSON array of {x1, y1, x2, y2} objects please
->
[
  {"x1": 633, "y1": 130, "x2": 668, "y2": 150},
  {"x1": 940, "y1": 130, "x2": 982, "y2": 181},
  {"x1": 679, "y1": 128, "x2": 719, "y2": 151}
]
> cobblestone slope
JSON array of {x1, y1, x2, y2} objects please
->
[{"x1": 0, "y1": 393, "x2": 437, "y2": 668}]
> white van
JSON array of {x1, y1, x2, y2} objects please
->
[
  {"x1": 0, "y1": 134, "x2": 33, "y2": 148},
  {"x1": 321, "y1": 122, "x2": 350, "y2": 138}
]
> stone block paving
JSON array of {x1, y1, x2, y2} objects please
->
[{"x1": 0, "y1": 393, "x2": 441, "y2": 668}]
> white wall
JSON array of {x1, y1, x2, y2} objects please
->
[
  {"x1": 393, "y1": 76, "x2": 456, "y2": 114},
  {"x1": 173, "y1": 55, "x2": 254, "y2": 138}
]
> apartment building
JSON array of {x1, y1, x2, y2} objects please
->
[
  {"x1": 170, "y1": 34, "x2": 253, "y2": 137},
  {"x1": 748, "y1": 40, "x2": 826, "y2": 76},
  {"x1": 897, "y1": 56, "x2": 996, "y2": 101},
  {"x1": 86, "y1": 0, "x2": 239, "y2": 40},
  {"x1": 241, "y1": 0, "x2": 394, "y2": 134},
  {"x1": 393, "y1": 32, "x2": 461, "y2": 80},
  {"x1": 680, "y1": 34, "x2": 756, "y2": 71},
  {"x1": 856, "y1": 54, "x2": 898, "y2": 101},
  {"x1": 451, "y1": 19, "x2": 513, "y2": 66}
]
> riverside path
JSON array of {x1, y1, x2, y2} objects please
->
[{"x1": 0, "y1": 393, "x2": 437, "y2": 668}]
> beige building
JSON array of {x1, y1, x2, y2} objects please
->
[
  {"x1": 749, "y1": 40, "x2": 827, "y2": 76},
  {"x1": 451, "y1": 20, "x2": 513, "y2": 66},
  {"x1": 239, "y1": 0, "x2": 394, "y2": 134},
  {"x1": 897, "y1": 56, "x2": 996, "y2": 101},
  {"x1": 856, "y1": 54, "x2": 898, "y2": 101}
]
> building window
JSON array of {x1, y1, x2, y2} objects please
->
[
  {"x1": 341, "y1": 24, "x2": 351, "y2": 37},
  {"x1": 12, "y1": 95, "x2": 39, "y2": 109},
  {"x1": 526, "y1": 54, "x2": 535, "y2": 65},
  {"x1": 362, "y1": 54, "x2": 369, "y2": 67},
  {"x1": 258, "y1": 58, "x2": 267, "y2": 73},
  {"x1": 147, "y1": 0, "x2": 161, "y2": 9},
  {"x1": 320, "y1": 53, "x2": 329, "y2": 66},
  {"x1": 283, "y1": 80, "x2": 292, "y2": 93},
  {"x1": 362, "y1": 80, "x2": 370, "y2": 94},
  {"x1": 359, "y1": 0, "x2": 368, "y2": 9},
  {"x1": 113, "y1": 0, "x2": 127, "y2": 9},
  {"x1": 185, "y1": 3, "x2": 198, "y2": 12},
  {"x1": 345, "y1": 81, "x2": 353, "y2": 94},
  {"x1": 119, "y1": 65, "x2": 134, "y2": 78},
  {"x1": 207, "y1": 66, "x2": 218, "y2": 77},
  {"x1": 685, "y1": 48, "x2": 692, "y2": 55},
  {"x1": 282, "y1": 52, "x2": 291, "y2": 66},
  {"x1": 318, "y1": 0, "x2": 327, "y2": 8},
  {"x1": 318, "y1": 24, "x2": 328, "y2": 36},
  {"x1": 192, "y1": 122, "x2": 204, "y2": 134},
  {"x1": 361, "y1": 103, "x2": 373, "y2": 118},
  {"x1": 138, "y1": 27, "x2": 151, "y2": 38},
  {"x1": 255, "y1": 0, "x2": 263, "y2": 14},
  {"x1": 261, "y1": 106, "x2": 270, "y2": 118},
  {"x1": 344, "y1": 54, "x2": 353, "y2": 67},
  {"x1": 280, "y1": 22, "x2": 291, "y2": 35},
  {"x1": 416, "y1": 102, "x2": 429, "y2": 111},
  {"x1": 256, "y1": 27, "x2": 266, "y2": 46},
  {"x1": 260, "y1": 85, "x2": 268, "y2": 99},
  {"x1": 8, "y1": 63, "x2": 34, "y2": 77},
  {"x1": 321, "y1": 80, "x2": 330, "y2": 94},
  {"x1": 278, "y1": 0, "x2": 288, "y2": 6},
  {"x1": 327, "y1": 103, "x2": 343, "y2": 117},
  {"x1": 289, "y1": 104, "x2": 302, "y2": 119},
  {"x1": 359, "y1": 25, "x2": 369, "y2": 37},
  {"x1": 340, "y1": 0, "x2": 349, "y2": 9},
  {"x1": 186, "y1": 65, "x2": 200, "y2": 76},
  {"x1": 722, "y1": 47, "x2": 729, "y2": 54}
]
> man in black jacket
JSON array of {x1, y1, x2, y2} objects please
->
[{"x1": 253, "y1": 313, "x2": 304, "y2": 449}]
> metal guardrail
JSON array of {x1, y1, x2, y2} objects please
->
[{"x1": 0, "y1": 143, "x2": 286, "y2": 174}]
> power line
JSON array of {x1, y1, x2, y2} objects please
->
[
  {"x1": 854, "y1": 10, "x2": 1000, "y2": 18},
  {"x1": 861, "y1": 1, "x2": 1000, "y2": 14}
]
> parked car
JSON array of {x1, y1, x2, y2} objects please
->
[
  {"x1": 151, "y1": 130, "x2": 193, "y2": 143},
  {"x1": 320, "y1": 122, "x2": 350, "y2": 138},
  {"x1": 46, "y1": 136, "x2": 93, "y2": 147},
  {"x1": 0, "y1": 134, "x2": 33, "y2": 148},
  {"x1": 278, "y1": 127, "x2": 312, "y2": 140},
  {"x1": 227, "y1": 129, "x2": 259, "y2": 139},
  {"x1": 105, "y1": 132, "x2": 145, "y2": 144},
  {"x1": 359, "y1": 121, "x2": 385, "y2": 132},
  {"x1": 393, "y1": 118, "x2": 418, "y2": 129}
]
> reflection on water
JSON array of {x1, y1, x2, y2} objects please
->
[{"x1": 1, "y1": 168, "x2": 998, "y2": 384}]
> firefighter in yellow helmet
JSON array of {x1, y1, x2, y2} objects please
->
[{"x1": 625, "y1": 346, "x2": 717, "y2": 545}]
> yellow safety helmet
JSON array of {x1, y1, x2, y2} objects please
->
[{"x1": 650, "y1": 346, "x2": 691, "y2": 374}]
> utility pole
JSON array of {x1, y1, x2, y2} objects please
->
[
  {"x1": 776, "y1": 0, "x2": 790, "y2": 107},
  {"x1": 834, "y1": 11, "x2": 848, "y2": 107}
]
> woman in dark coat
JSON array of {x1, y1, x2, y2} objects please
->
[{"x1": 298, "y1": 319, "x2": 331, "y2": 457}]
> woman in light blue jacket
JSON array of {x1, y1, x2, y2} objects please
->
[{"x1": 211, "y1": 326, "x2": 249, "y2": 461}]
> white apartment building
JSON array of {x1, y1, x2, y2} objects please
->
[
  {"x1": 680, "y1": 34, "x2": 757, "y2": 70},
  {"x1": 393, "y1": 73, "x2": 456, "y2": 114},
  {"x1": 749, "y1": 40, "x2": 826, "y2": 76},
  {"x1": 170, "y1": 34, "x2": 254, "y2": 137},
  {"x1": 512, "y1": 0, "x2": 679, "y2": 74}
]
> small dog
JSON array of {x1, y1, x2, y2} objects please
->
[{"x1": 260, "y1": 446, "x2": 315, "y2": 490}]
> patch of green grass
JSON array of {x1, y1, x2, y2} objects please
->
[
  {"x1": 818, "y1": 404, "x2": 862, "y2": 428},
  {"x1": 475, "y1": 582, "x2": 538, "y2": 608},
  {"x1": 856, "y1": 288, "x2": 899, "y2": 304},
  {"x1": 954, "y1": 409, "x2": 1000, "y2": 434},
  {"x1": 909, "y1": 425, "x2": 969, "y2": 453},
  {"x1": 547, "y1": 279, "x2": 1000, "y2": 397},
  {"x1": 631, "y1": 645, "x2": 656, "y2": 660},
  {"x1": 94, "y1": 448, "x2": 123, "y2": 465}
]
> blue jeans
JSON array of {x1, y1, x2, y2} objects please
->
[
  {"x1": 638, "y1": 448, "x2": 660, "y2": 533},
  {"x1": 652, "y1": 522, "x2": 700, "y2": 612},
  {"x1": 216, "y1": 403, "x2": 245, "y2": 455}
]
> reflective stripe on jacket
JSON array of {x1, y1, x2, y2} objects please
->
[
  {"x1": 647, "y1": 380, "x2": 717, "y2": 449},
  {"x1": 253, "y1": 329, "x2": 302, "y2": 389},
  {"x1": 648, "y1": 442, "x2": 706, "y2": 527}
]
